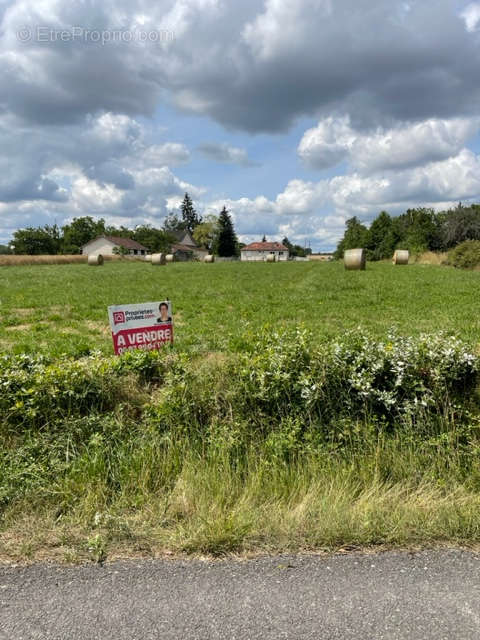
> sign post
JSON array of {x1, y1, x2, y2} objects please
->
[{"x1": 108, "y1": 301, "x2": 173, "y2": 355}]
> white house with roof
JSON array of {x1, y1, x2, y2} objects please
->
[
  {"x1": 241, "y1": 241, "x2": 289, "y2": 261},
  {"x1": 81, "y1": 235, "x2": 149, "y2": 257}
]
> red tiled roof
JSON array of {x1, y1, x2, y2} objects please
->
[{"x1": 241, "y1": 242, "x2": 289, "y2": 252}]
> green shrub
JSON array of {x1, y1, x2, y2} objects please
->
[
  {"x1": 238, "y1": 328, "x2": 478, "y2": 426},
  {"x1": 148, "y1": 328, "x2": 479, "y2": 437},
  {"x1": 449, "y1": 240, "x2": 480, "y2": 269},
  {"x1": 1, "y1": 330, "x2": 477, "y2": 439},
  {"x1": 0, "y1": 350, "x2": 167, "y2": 432}
]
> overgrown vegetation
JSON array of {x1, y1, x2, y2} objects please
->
[
  {"x1": 1, "y1": 328, "x2": 480, "y2": 561},
  {"x1": 449, "y1": 240, "x2": 480, "y2": 270}
]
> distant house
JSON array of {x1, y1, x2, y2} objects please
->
[
  {"x1": 81, "y1": 235, "x2": 149, "y2": 257},
  {"x1": 170, "y1": 230, "x2": 208, "y2": 261},
  {"x1": 241, "y1": 241, "x2": 289, "y2": 262}
]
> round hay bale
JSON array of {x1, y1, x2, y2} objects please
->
[
  {"x1": 151, "y1": 253, "x2": 167, "y2": 266},
  {"x1": 88, "y1": 254, "x2": 104, "y2": 266},
  {"x1": 204, "y1": 255, "x2": 215, "y2": 263},
  {"x1": 266, "y1": 254, "x2": 276, "y2": 263},
  {"x1": 166, "y1": 254, "x2": 175, "y2": 263},
  {"x1": 344, "y1": 248, "x2": 366, "y2": 271},
  {"x1": 393, "y1": 249, "x2": 409, "y2": 265},
  {"x1": 144, "y1": 254, "x2": 152, "y2": 262}
]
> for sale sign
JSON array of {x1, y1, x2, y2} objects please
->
[{"x1": 108, "y1": 301, "x2": 173, "y2": 355}]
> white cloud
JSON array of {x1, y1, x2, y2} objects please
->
[
  {"x1": 133, "y1": 143, "x2": 191, "y2": 168},
  {"x1": 242, "y1": 0, "x2": 333, "y2": 61},
  {"x1": 461, "y1": 2, "x2": 480, "y2": 31},
  {"x1": 298, "y1": 116, "x2": 480, "y2": 172},
  {"x1": 328, "y1": 149, "x2": 480, "y2": 211},
  {"x1": 70, "y1": 175, "x2": 124, "y2": 213},
  {"x1": 297, "y1": 117, "x2": 354, "y2": 169},
  {"x1": 88, "y1": 113, "x2": 142, "y2": 145},
  {"x1": 275, "y1": 179, "x2": 328, "y2": 215},
  {"x1": 353, "y1": 118, "x2": 480, "y2": 173}
]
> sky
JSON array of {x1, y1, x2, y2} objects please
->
[{"x1": 2, "y1": 1, "x2": 480, "y2": 251}]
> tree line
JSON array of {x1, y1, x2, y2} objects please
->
[
  {"x1": 334, "y1": 203, "x2": 480, "y2": 260},
  {"x1": 5, "y1": 194, "x2": 241, "y2": 257}
]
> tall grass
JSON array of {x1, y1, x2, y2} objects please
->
[
  {"x1": 3, "y1": 422, "x2": 480, "y2": 561},
  {"x1": 415, "y1": 251, "x2": 448, "y2": 265}
]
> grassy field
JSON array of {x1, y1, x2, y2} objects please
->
[
  {"x1": 1, "y1": 260, "x2": 480, "y2": 563},
  {"x1": 1, "y1": 260, "x2": 480, "y2": 357}
]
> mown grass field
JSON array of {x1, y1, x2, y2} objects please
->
[
  {"x1": 1, "y1": 260, "x2": 480, "y2": 357},
  {"x1": 1, "y1": 260, "x2": 480, "y2": 563}
]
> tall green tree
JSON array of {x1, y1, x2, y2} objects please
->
[
  {"x1": 396, "y1": 208, "x2": 443, "y2": 253},
  {"x1": 366, "y1": 211, "x2": 398, "y2": 260},
  {"x1": 11, "y1": 225, "x2": 62, "y2": 255},
  {"x1": 216, "y1": 206, "x2": 238, "y2": 257},
  {"x1": 62, "y1": 216, "x2": 106, "y2": 253},
  {"x1": 192, "y1": 215, "x2": 219, "y2": 251},
  {"x1": 282, "y1": 236, "x2": 307, "y2": 257},
  {"x1": 104, "y1": 225, "x2": 133, "y2": 239},
  {"x1": 443, "y1": 203, "x2": 480, "y2": 248},
  {"x1": 181, "y1": 193, "x2": 202, "y2": 233},
  {"x1": 133, "y1": 225, "x2": 176, "y2": 253},
  {"x1": 334, "y1": 217, "x2": 369, "y2": 259}
]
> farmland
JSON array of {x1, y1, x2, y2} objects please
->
[
  {"x1": 1, "y1": 260, "x2": 480, "y2": 357},
  {"x1": 1, "y1": 260, "x2": 480, "y2": 563}
]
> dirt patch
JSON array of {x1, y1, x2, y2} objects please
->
[
  {"x1": 5, "y1": 324, "x2": 32, "y2": 332},
  {"x1": 60, "y1": 327, "x2": 84, "y2": 336},
  {"x1": 11, "y1": 308, "x2": 36, "y2": 317},
  {"x1": 85, "y1": 320, "x2": 110, "y2": 336},
  {"x1": 49, "y1": 305, "x2": 73, "y2": 314}
]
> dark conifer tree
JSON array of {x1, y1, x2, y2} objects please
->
[
  {"x1": 180, "y1": 193, "x2": 202, "y2": 233},
  {"x1": 217, "y1": 206, "x2": 238, "y2": 257}
]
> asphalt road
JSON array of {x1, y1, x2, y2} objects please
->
[{"x1": 1, "y1": 550, "x2": 479, "y2": 639}]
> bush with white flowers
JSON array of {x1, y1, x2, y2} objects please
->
[{"x1": 239, "y1": 328, "x2": 478, "y2": 424}]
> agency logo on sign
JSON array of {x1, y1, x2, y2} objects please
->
[{"x1": 113, "y1": 311, "x2": 126, "y2": 325}]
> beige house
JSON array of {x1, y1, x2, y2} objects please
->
[{"x1": 81, "y1": 235, "x2": 149, "y2": 257}]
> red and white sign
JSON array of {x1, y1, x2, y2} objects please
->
[{"x1": 108, "y1": 301, "x2": 173, "y2": 355}]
